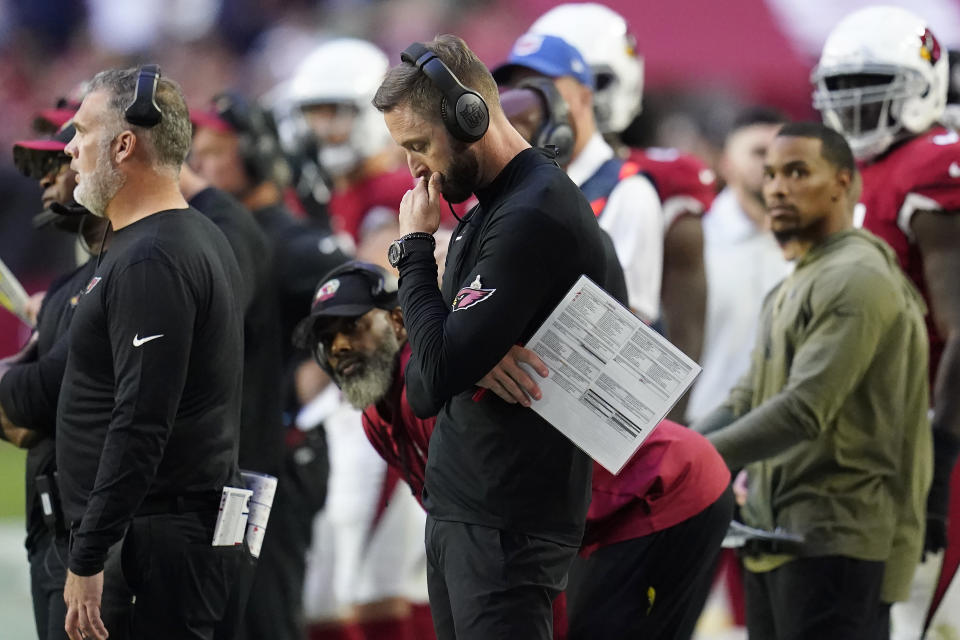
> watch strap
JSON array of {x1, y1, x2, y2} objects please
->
[{"x1": 400, "y1": 232, "x2": 436, "y2": 248}]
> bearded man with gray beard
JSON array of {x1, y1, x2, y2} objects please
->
[
  {"x1": 292, "y1": 260, "x2": 434, "y2": 640},
  {"x1": 57, "y1": 66, "x2": 245, "y2": 640}
]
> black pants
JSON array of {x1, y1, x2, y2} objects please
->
[
  {"x1": 240, "y1": 429, "x2": 328, "y2": 640},
  {"x1": 744, "y1": 555, "x2": 887, "y2": 640},
  {"x1": 121, "y1": 511, "x2": 243, "y2": 640},
  {"x1": 566, "y1": 485, "x2": 734, "y2": 640},
  {"x1": 239, "y1": 480, "x2": 316, "y2": 640},
  {"x1": 213, "y1": 547, "x2": 257, "y2": 640},
  {"x1": 30, "y1": 529, "x2": 133, "y2": 640},
  {"x1": 425, "y1": 515, "x2": 578, "y2": 640}
]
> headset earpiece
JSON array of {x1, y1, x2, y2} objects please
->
[
  {"x1": 323, "y1": 261, "x2": 397, "y2": 307},
  {"x1": 515, "y1": 77, "x2": 575, "y2": 166},
  {"x1": 212, "y1": 91, "x2": 284, "y2": 184},
  {"x1": 401, "y1": 42, "x2": 489, "y2": 143},
  {"x1": 125, "y1": 64, "x2": 163, "y2": 128}
]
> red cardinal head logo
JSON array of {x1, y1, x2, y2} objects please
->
[
  {"x1": 452, "y1": 274, "x2": 496, "y2": 312},
  {"x1": 920, "y1": 28, "x2": 942, "y2": 66}
]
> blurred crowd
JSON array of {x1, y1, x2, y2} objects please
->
[
  {"x1": 0, "y1": 0, "x2": 891, "y2": 317},
  {"x1": 3, "y1": 1, "x2": 960, "y2": 639}
]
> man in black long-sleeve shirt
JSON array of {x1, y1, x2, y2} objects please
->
[
  {"x1": 58, "y1": 67, "x2": 244, "y2": 640},
  {"x1": 191, "y1": 93, "x2": 343, "y2": 640},
  {"x1": 179, "y1": 166, "x2": 285, "y2": 478},
  {"x1": 0, "y1": 119, "x2": 130, "y2": 640},
  {"x1": 4, "y1": 155, "x2": 276, "y2": 640},
  {"x1": 373, "y1": 35, "x2": 607, "y2": 639}
]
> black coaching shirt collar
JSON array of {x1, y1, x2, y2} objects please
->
[{"x1": 473, "y1": 147, "x2": 550, "y2": 209}]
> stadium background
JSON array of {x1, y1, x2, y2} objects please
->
[{"x1": 1, "y1": 0, "x2": 960, "y2": 637}]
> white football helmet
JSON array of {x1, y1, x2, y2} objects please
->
[
  {"x1": 288, "y1": 38, "x2": 392, "y2": 177},
  {"x1": 530, "y1": 3, "x2": 643, "y2": 134},
  {"x1": 812, "y1": 6, "x2": 948, "y2": 162}
]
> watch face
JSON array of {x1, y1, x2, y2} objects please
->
[{"x1": 388, "y1": 240, "x2": 402, "y2": 267}]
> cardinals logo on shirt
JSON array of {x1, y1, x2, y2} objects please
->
[
  {"x1": 84, "y1": 276, "x2": 102, "y2": 294},
  {"x1": 452, "y1": 274, "x2": 495, "y2": 312}
]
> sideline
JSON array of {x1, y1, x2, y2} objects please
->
[{"x1": 0, "y1": 518, "x2": 36, "y2": 639}]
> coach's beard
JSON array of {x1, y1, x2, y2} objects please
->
[
  {"x1": 74, "y1": 139, "x2": 125, "y2": 218},
  {"x1": 336, "y1": 331, "x2": 402, "y2": 410},
  {"x1": 440, "y1": 143, "x2": 481, "y2": 204}
]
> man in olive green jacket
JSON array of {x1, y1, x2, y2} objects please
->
[{"x1": 694, "y1": 122, "x2": 930, "y2": 640}]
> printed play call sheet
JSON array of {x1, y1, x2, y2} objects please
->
[{"x1": 524, "y1": 275, "x2": 701, "y2": 474}]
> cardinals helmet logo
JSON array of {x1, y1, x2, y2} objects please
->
[{"x1": 920, "y1": 28, "x2": 942, "y2": 65}]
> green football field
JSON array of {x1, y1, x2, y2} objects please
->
[
  {"x1": 0, "y1": 444, "x2": 31, "y2": 637},
  {"x1": 0, "y1": 445, "x2": 26, "y2": 519}
]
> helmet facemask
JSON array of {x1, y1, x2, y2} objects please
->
[
  {"x1": 287, "y1": 39, "x2": 395, "y2": 180},
  {"x1": 813, "y1": 67, "x2": 932, "y2": 161},
  {"x1": 299, "y1": 102, "x2": 366, "y2": 179},
  {"x1": 591, "y1": 64, "x2": 618, "y2": 133}
]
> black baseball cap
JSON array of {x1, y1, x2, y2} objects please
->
[{"x1": 292, "y1": 261, "x2": 399, "y2": 349}]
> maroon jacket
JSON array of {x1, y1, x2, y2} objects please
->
[{"x1": 362, "y1": 343, "x2": 731, "y2": 551}]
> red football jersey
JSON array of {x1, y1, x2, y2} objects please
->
[
  {"x1": 328, "y1": 168, "x2": 470, "y2": 242},
  {"x1": 858, "y1": 126, "x2": 960, "y2": 383},
  {"x1": 581, "y1": 420, "x2": 730, "y2": 556},
  {"x1": 361, "y1": 343, "x2": 432, "y2": 505},
  {"x1": 626, "y1": 147, "x2": 717, "y2": 228},
  {"x1": 328, "y1": 168, "x2": 413, "y2": 241},
  {"x1": 362, "y1": 343, "x2": 730, "y2": 556}
]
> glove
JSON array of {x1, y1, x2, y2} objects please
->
[{"x1": 925, "y1": 429, "x2": 960, "y2": 557}]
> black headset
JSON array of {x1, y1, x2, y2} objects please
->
[
  {"x1": 125, "y1": 64, "x2": 163, "y2": 128},
  {"x1": 515, "y1": 77, "x2": 576, "y2": 166},
  {"x1": 210, "y1": 91, "x2": 287, "y2": 185},
  {"x1": 400, "y1": 42, "x2": 489, "y2": 143},
  {"x1": 320, "y1": 260, "x2": 398, "y2": 309}
]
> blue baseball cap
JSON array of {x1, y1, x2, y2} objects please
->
[{"x1": 493, "y1": 33, "x2": 593, "y2": 87}]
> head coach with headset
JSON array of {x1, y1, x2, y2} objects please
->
[
  {"x1": 372, "y1": 35, "x2": 609, "y2": 639},
  {"x1": 58, "y1": 66, "x2": 245, "y2": 640}
]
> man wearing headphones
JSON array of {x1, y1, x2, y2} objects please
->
[
  {"x1": 58, "y1": 67, "x2": 245, "y2": 640},
  {"x1": 191, "y1": 91, "x2": 343, "y2": 640},
  {"x1": 373, "y1": 35, "x2": 608, "y2": 639},
  {"x1": 191, "y1": 92, "x2": 350, "y2": 356},
  {"x1": 497, "y1": 81, "x2": 644, "y2": 339},
  {"x1": 1, "y1": 116, "x2": 129, "y2": 640},
  {"x1": 493, "y1": 34, "x2": 663, "y2": 327},
  {"x1": 296, "y1": 260, "x2": 734, "y2": 639}
]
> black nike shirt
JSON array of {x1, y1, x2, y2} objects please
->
[
  {"x1": 253, "y1": 203, "x2": 349, "y2": 364},
  {"x1": 399, "y1": 148, "x2": 606, "y2": 546},
  {"x1": 57, "y1": 207, "x2": 244, "y2": 576},
  {"x1": 0, "y1": 259, "x2": 96, "y2": 551},
  {"x1": 190, "y1": 188, "x2": 285, "y2": 475}
]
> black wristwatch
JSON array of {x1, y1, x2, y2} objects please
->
[{"x1": 388, "y1": 232, "x2": 436, "y2": 268}]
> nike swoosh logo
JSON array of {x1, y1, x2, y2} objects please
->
[
  {"x1": 950, "y1": 162, "x2": 960, "y2": 179},
  {"x1": 132, "y1": 333, "x2": 164, "y2": 347}
]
